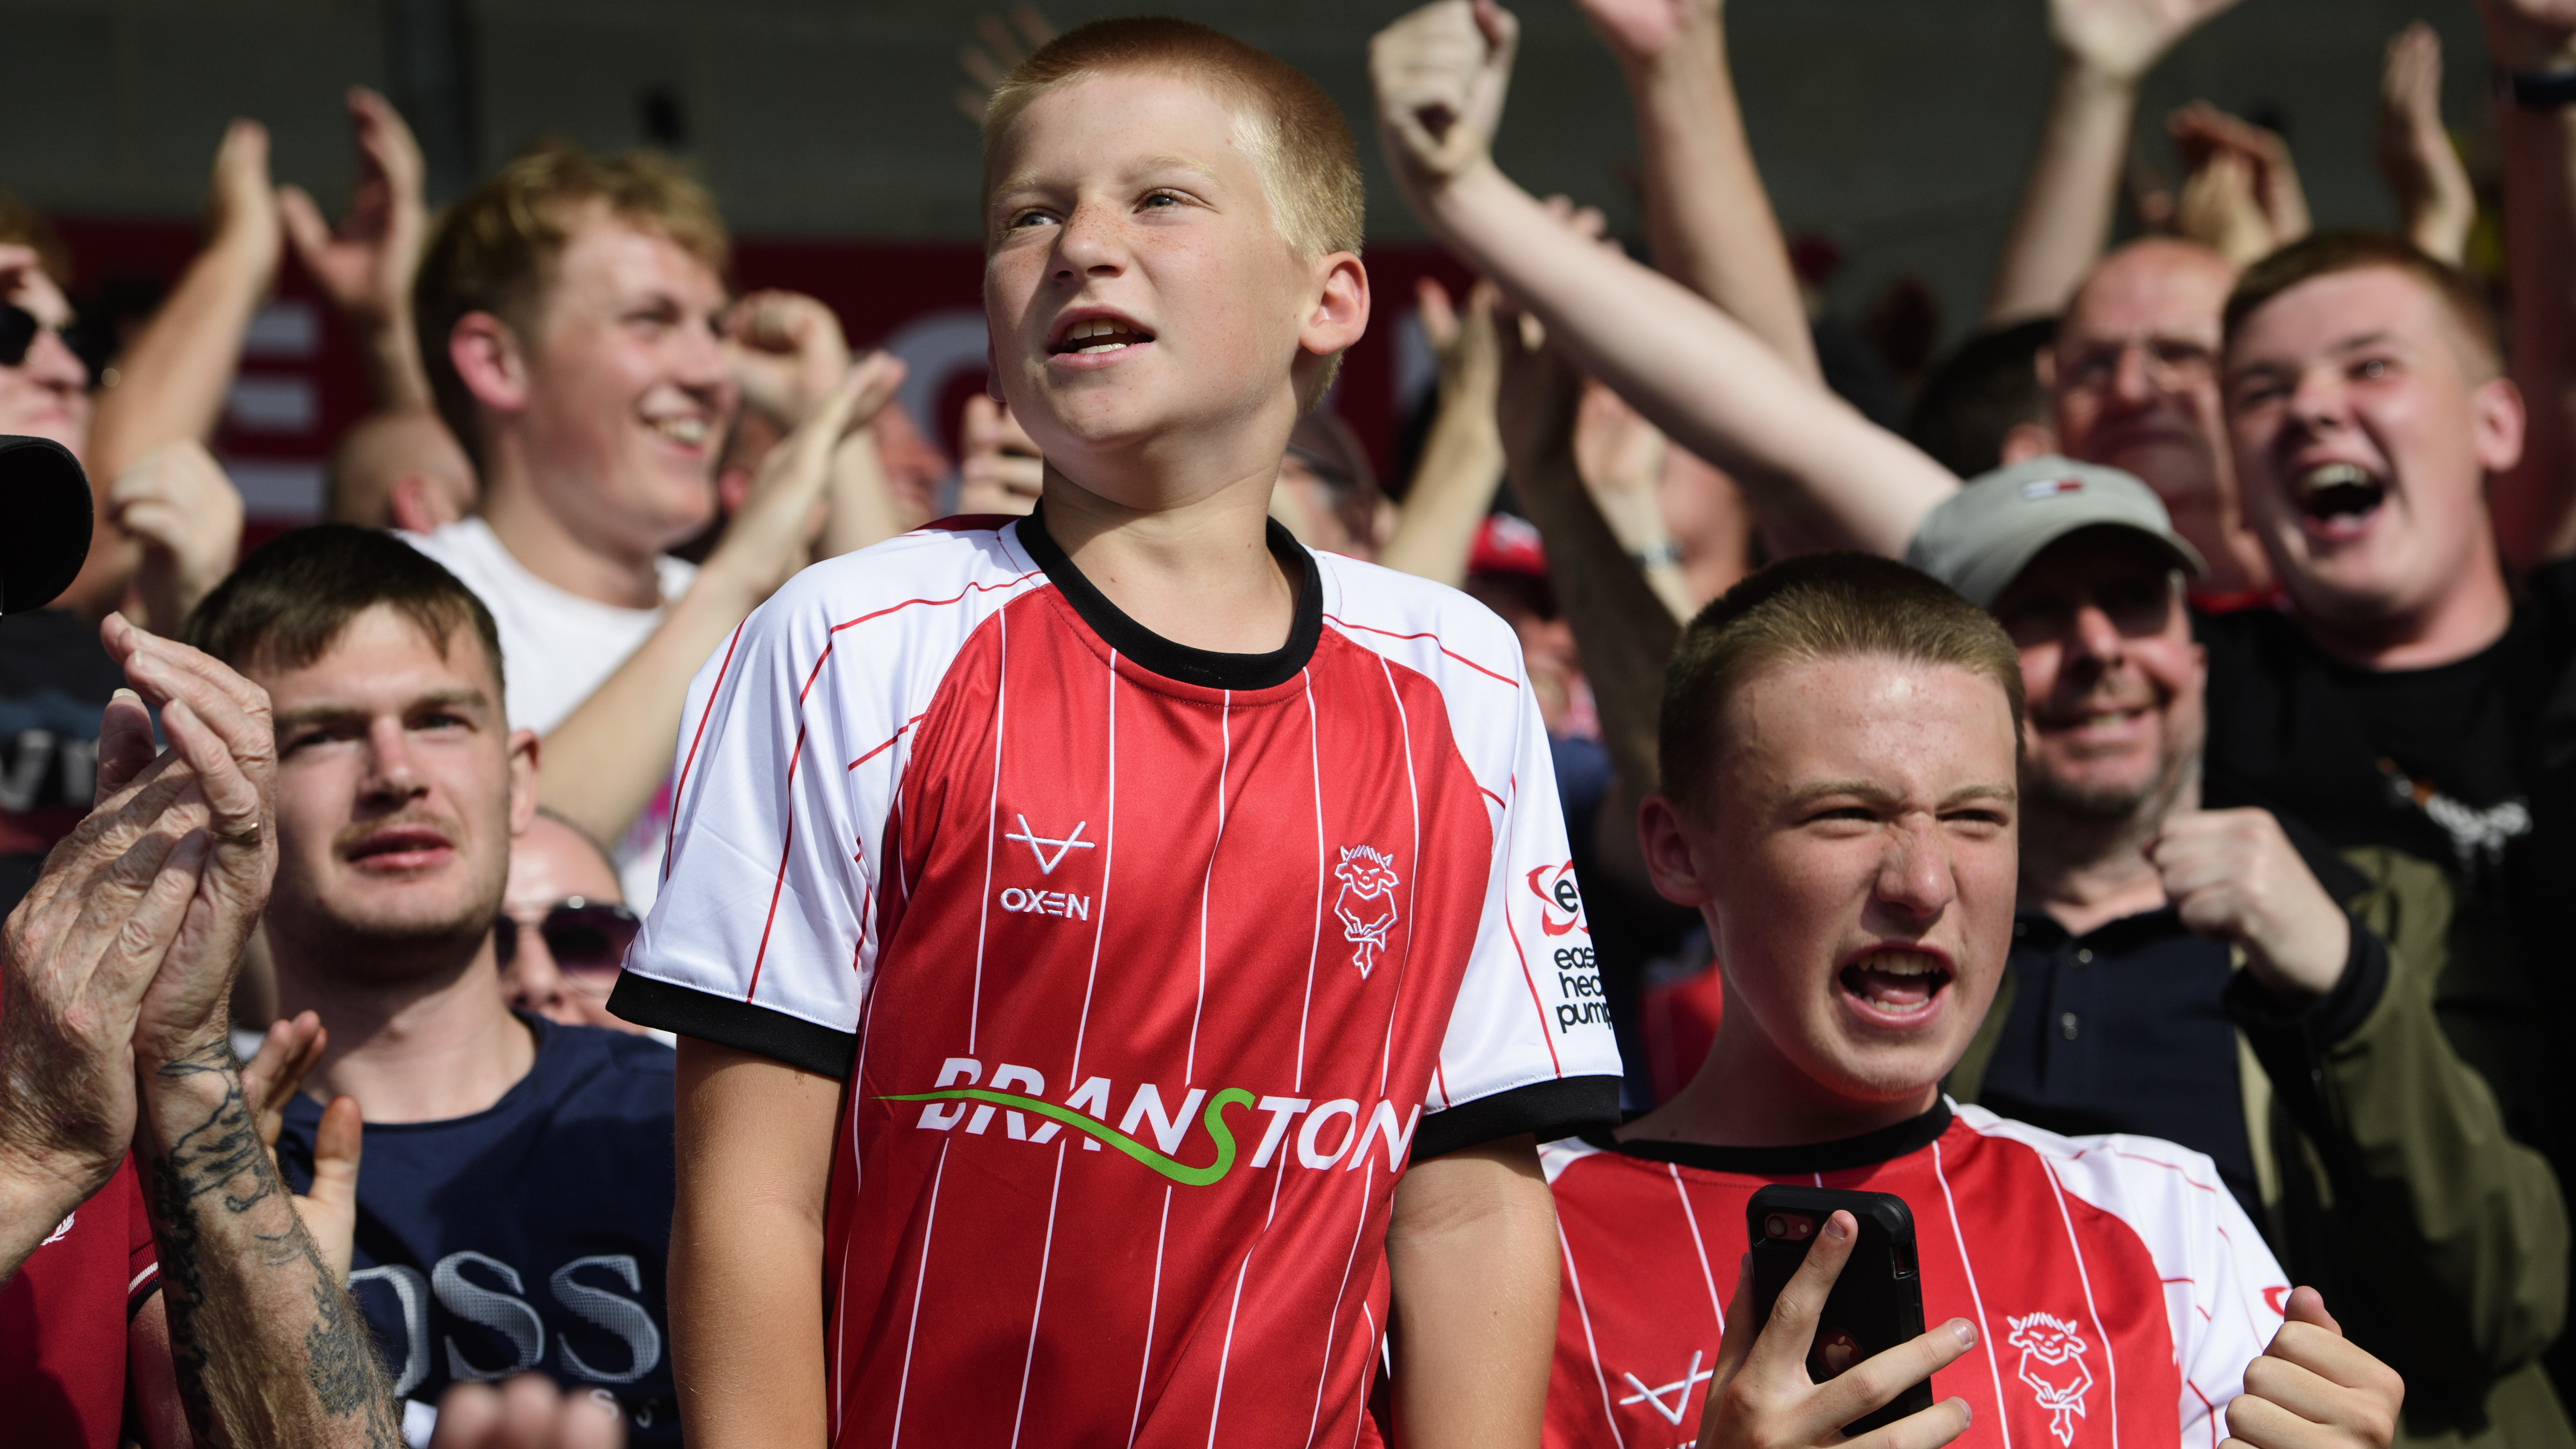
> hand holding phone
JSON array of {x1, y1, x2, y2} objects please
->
[{"x1": 1694, "y1": 1207, "x2": 1979, "y2": 1449}]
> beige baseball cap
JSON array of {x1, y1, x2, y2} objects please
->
[{"x1": 1904, "y1": 455, "x2": 2206, "y2": 610}]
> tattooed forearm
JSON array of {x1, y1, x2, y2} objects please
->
[{"x1": 137, "y1": 1037, "x2": 402, "y2": 1449}]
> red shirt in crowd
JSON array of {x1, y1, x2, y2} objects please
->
[
  {"x1": 1542, "y1": 1104, "x2": 2288, "y2": 1449},
  {"x1": 0, "y1": 1154, "x2": 160, "y2": 1449},
  {"x1": 616, "y1": 512, "x2": 1624, "y2": 1448}
]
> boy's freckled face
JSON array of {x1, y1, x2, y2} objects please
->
[{"x1": 984, "y1": 70, "x2": 1319, "y2": 474}]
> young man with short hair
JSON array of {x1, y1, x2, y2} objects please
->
[
  {"x1": 185, "y1": 526, "x2": 682, "y2": 1444},
  {"x1": 406, "y1": 144, "x2": 902, "y2": 907},
  {"x1": 1540, "y1": 553, "x2": 2402, "y2": 1449},
  {"x1": 612, "y1": 18, "x2": 1621, "y2": 1447}
]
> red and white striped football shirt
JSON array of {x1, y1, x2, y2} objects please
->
[
  {"x1": 616, "y1": 511, "x2": 1623, "y2": 1448},
  {"x1": 1542, "y1": 1104, "x2": 2288, "y2": 1449}
]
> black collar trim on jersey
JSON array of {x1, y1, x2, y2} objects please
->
[
  {"x1": 1586, "y1": 1101, "x2": 1952, "y2": 1177},
  {"x1": 1019, "y1": 503, "x2": 1322, "y2": 691}
]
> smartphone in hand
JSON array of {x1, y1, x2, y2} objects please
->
[{"x1": 1744, "y1": 1185, "x2": 1936, "y2": 1435}]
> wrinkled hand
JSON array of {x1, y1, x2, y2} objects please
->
[
  {"x1": 100, "y1": 614, "x2": 279, "y2": 1067},
  {"x1": 205, "y1": 119, "x2": 284, "y2": 280},
  {"x1": 237, "y1": 1012, "x2": 363, "y2": 1284},
  {"x1": 279, "y1": 88, "x2": 428, "y2": 335},
  {"x1": 703, "y1": 353, "x2": 904, "y2": 606},
  {"x1": 2223, "y1": 1288, "x2": 2403, "y2": 1449},
  {"x1": 1696, "y1": 1213, "x2": 1976, "y2": 1449},
  {"x1": 2376, "y1": 25, "x2": 2475, "y2": 267},
  {"x1": 0, "y1": 690, "x2": 216, "y2": 1209},
  {"x1": 2150, "y1": 808, "x2": 2351, "y2": 1002},
  {"x1": 726, "y1": 291, "x2": 853, "y2": 431},
  {"x1": 111, "y1": 440, "x2": 244, "y2": 638},
  {"x1": 2170, "y1": 103, "x2": 2310, "y2": 267},
  {"x1": 957, "y1": 394, "x2": 1044, "y2": 516},
  {"x1": 2051, "y1": 0, "x2": 2243, "y2": 83},
  {"x1": 432, "y1": 1375, "x2": 626, "y2": 1449},
  {"x1": 2478, "y1": 0, "x2": 2576, "y2": 73},
  {"x1": 1373, "y1": 0, "x2": 1519, "y2": 197},
  {"x1": 1573, "y1": 0, "x2": 1719, "y2": 68},
  {"x1": 954, "y1": 5, "x2": 1059, "y2": 124}
]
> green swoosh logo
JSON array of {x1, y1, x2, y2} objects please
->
[{"x1": 879, "y1": 1086, "x2": 1258, "y2": 1186}]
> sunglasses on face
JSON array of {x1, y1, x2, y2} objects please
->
[
  {"x1": 0, "y1": 301, "x2": 69, "y2": 369},
  {"x1": 494, "y1": 897, "x2": 640, "y2": 991}
]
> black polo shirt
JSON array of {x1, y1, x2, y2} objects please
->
[{"x1": 1982, "y1": 908, "x2": 2263, "y2": 1224}]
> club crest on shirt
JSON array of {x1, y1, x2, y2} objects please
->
[
  {"x1": 1334, "y1": 846, "x2": 1401, "y2": 978},
  {"x1": 2007, "y1": 1311, "x2": 2094, "y2": 1445}
]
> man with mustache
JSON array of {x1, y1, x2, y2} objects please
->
[{"x1": 185, "y1": 526, "x2": 682, "y2": 1444}]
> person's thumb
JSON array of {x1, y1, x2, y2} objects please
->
[
  {"x1": 2282, "y1": 1284, "x2": 2342, "y2": 1335},
  {"x1": 307, "y1": 1094, "x2": 365, "y2": 1283},
  {"x1": 277, "y1": 185, "x2": 331, "y2": 263}
]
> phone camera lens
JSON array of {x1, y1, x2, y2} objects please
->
[{"x1": 1764, "y1": 1214, "x2": 1789, "y2": 1239}]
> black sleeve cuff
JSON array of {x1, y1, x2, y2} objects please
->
[
  {"x1": 608, "y1": 972, "x2": 857, "y2": 1080},
  {"x1": 1412, "y1": 1075, "x2": 1622, "y2": 1161},
  {"x1": 2224, "y1": 915, "x2": 2390, "y2": 1049}
]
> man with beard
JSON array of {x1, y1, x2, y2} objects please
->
[
  {"x1": 183, "y1": 527, "x2": 680, "y2": 1445},
  {"x1": 1909, "y1": 460, "x2": 2570, "y2": 1446}
]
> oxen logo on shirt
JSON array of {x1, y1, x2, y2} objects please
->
[
  {"x1": 1334, "y1": 846, "x2": 1401, "y2": 978},
  {"x1": 2007, "y1": 1312, "x2": 2094, "y2": 1445}
]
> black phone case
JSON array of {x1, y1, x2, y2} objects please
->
[{"x1": 1744, "y1": 1185, "x2": 1935, "y2": 1436}]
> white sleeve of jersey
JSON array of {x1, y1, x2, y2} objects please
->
[
  {"x1": 622, "y1": 565, "x2": 874, "y2": 1045},
  {"x1": 1962, "y1": 1110, "x2": 2290, "y2": 1449},
  {"x1": 1419, "y1": 636, "x2": 1626, "y2": 1147}
]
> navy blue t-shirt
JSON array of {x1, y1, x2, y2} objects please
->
[{"x1": 278, "y1": 1015, "x2": 677, "y2": 1445}]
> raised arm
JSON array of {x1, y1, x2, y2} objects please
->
[
  {"x1": 2481, "y1": 0, "x2": 2576, "y2": 569},
  {"x1": 86, "y1": 121, "x2": 282, "y2": 480},
  {"x1": 1375, "y1": 276, "x2": 1507, "y2": 585},
  {"x1": 2377, "y1": 24, "x2": 2478, "y2": 267},
  {"x1": 538, "y1": 356, "x2": 902, "y2": 847},
  {"x1": 280, "y1": 88, "x2": 433, "y2": 413},
  {"x1": 1983, "y1": 0, "x2": 2244, "y2": 327},
  {"x1": 1574, "y1": 0, "x2": 1818, "y2": 380},
  {"x1": 669, "y1": 1040, "x2": 840, "y2": 1449},
  {"x1": 1372, "y1": 0, "x2": 1954, "y2": 557}
]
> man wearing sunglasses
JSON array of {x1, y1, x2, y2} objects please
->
[
  {"x1": 498, "y1": 807, "x2": 646, "y2": 1037},
  {"x1": 182, "y1": 525, "x2": 681, "y2": 1445}
]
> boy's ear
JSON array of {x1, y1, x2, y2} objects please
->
[
  {"x1": 1637, "y1": 793, "x2": 1713, "y2": 908},
  {"x1": 1298, "y1": 252, "x2": 1370, "y2": 361}
]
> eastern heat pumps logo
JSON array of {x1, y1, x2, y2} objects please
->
[
  {"x1": 1334, "y1": 845, "x2": 1400, "y2": 977},
  {"x1": 2006, "y1": 1311, "x2": 2095, "y2": 1445},
  {"x1": 880, "y1": 1057, "x2": 1421, "y2": 1188}
]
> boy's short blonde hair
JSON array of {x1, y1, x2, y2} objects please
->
[
  {"x1": 981, "y1": 18, "x2": 1364, "y2": 263},
  {"x1": 413, "y1": 142, "x2": 730, "y2": 460},
  {"x1": 1659, "y1": 553, "x2": 2025, "y2": 819}
]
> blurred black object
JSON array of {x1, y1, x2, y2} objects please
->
[{"x1": 0, "y1": 435, "x2": 94, "y2": 613}]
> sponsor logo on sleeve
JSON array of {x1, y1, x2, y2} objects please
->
[
  {"x1": 2006, "y1": 1311, "x2": 2094, "y2": 1445},
  {"x1": 1525, "y1": 861, "x2": 1586, "y2": 937},
  {"x1": 1333, "y1": 845, "x2": 1401, "y2": 978}
]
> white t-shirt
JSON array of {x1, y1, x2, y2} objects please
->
[{"x1": 399, "y1": 518, "x2": 696, "y2": 909}]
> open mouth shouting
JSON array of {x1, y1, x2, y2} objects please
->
[
  {"x1": 1049, "y1": 310, "x2": 1156, "y2": 364},
  {"x1": 2289, "y1": 460, "x2": 2387, "y2": 540},
  {"x1": 1839, "y1": 947, "x2": 1952, "y2": 1024}
]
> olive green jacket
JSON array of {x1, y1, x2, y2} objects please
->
[{"x1": 1951, "y1": 848, "x2": 2571, "y2": 1448}]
